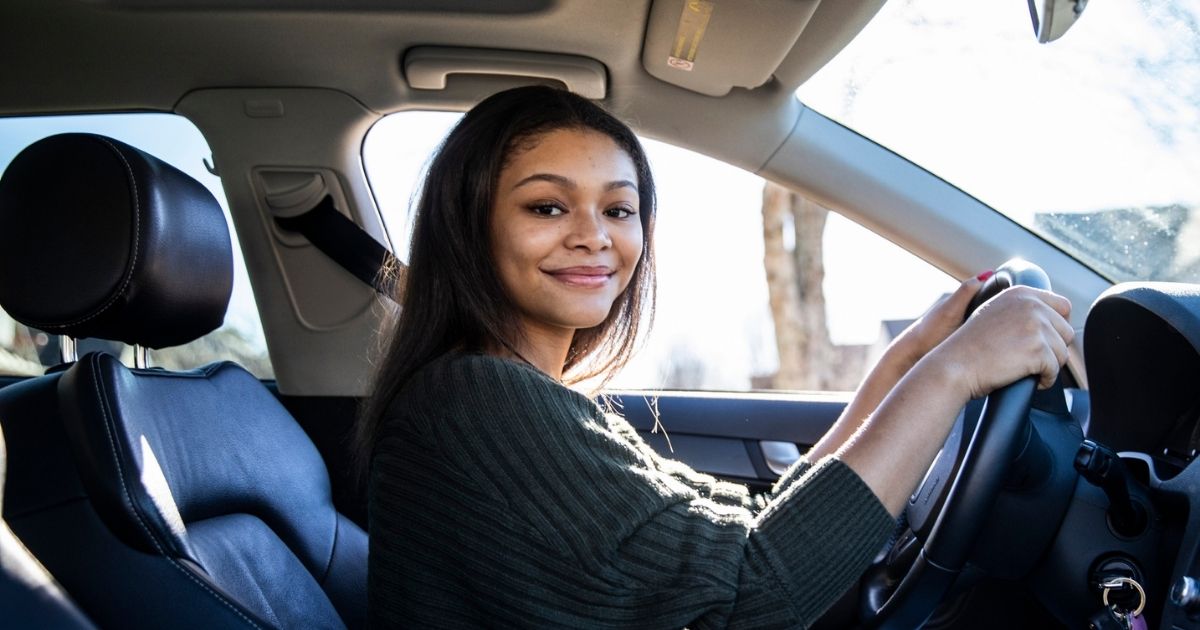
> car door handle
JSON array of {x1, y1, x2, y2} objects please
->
[{"x1": 760, "y1": 440, "x2": 802, "y2": 476}]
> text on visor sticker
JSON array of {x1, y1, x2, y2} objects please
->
[{"x1": 668, "y1": 0, "x2": 714, "y2": 71}]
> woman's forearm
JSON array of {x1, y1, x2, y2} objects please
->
[
  {"x1": 804, "y1": 339, "x2": 920, "y2": 462},
  {"x1": 836, "y1": 353, "x2": 970, "y2": 515},
  {"x1": 805, "y1": 275, "x2": 985, "y2": 463},
  {"x1": 836, "y1": 285, "x2": 1074, "y2": 515}
]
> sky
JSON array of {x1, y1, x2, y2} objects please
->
[
  {"x1": 1, "y1": 0, "x2": 1195, "y2": 390},
  {"x1": 797, "y1": 0, "x2": 1200, "y2": 220}
]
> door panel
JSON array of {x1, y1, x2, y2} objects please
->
[{"x1": 607, "y1": 390, "x2": 850, "y2": 489}]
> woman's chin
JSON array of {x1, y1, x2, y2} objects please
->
[
  {"x1": 553, "y1": 307, "x2": 615, "y2": 331},
  {"x1": 566, "y1": 315, "x2": 611, "y2": 330}
]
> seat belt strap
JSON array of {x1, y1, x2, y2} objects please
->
[{"x1": 273, "y1": 195, "x2": 399, "y2": 300}]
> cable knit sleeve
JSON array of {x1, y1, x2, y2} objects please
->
[{"x1": 369, "y1": 353, "x2": 894, "y2": 629}]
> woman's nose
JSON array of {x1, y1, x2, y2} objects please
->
[{"x1": 565, "y1": 209, "x2": 611, "y2": 251}]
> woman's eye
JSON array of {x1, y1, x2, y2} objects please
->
[
  {"x1": 529, "y1": 203, "x2": 565, "y2": 216},
  {"x1": 605, "y1": 206, "x2": 636, "y2": 219}
]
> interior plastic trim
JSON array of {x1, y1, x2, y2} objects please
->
[{"x1": 404, "y1": 47, "x2": 608, "y2": 99}]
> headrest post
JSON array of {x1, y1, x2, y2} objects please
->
[
  {"x1": 134, "y1": 345, "x2": 150, "y2": 369},
  {"x1": 59, "y1": 336, "x2": 77, "y2": 364}
]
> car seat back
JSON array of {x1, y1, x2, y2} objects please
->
[
  {"x1": 0, "y1": 134, "x2": 366, "y2": 629},
  {"x1": 0, "y1": 424, "x2": 97, "y2": 629}
]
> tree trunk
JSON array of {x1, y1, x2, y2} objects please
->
[{"x1": 762, "y1": 182, "x2": 831, "y2": 390}]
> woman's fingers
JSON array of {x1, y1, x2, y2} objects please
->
[
  {"x1": 939, "y1": 285, "x2": 1076, "y2": 398},
  {"x1": 1011, "y1": 288, "x2": 1073, "y2": 389},
  {"x1": 1049, "y1": 309, "x2": 1076, "y2": 350},
  {"x1": 1036, "y1": 326, "x2": 1069, "y2": 389},
  {"x1": 951, "y1": 272, "x2": 986, "y2": 304},
  {"x1": 1029, "y1": 286, "x2": 1072, "y2": 319},
  {"x1": 941, "y1": 271, "x2": 992, "y2": 320},
  {"x1": 900, "y1": 272, "x2": 991, "y2": 363},
  {"x1": 1039, "y1": 305, "x2": 1074, "y2": 389}
]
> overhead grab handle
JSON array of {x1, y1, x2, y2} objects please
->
[{"x1": 403, "y1": 47, "x2": 608, "y2": 99}]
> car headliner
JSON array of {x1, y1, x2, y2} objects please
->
[{"x1": 0, "y1": 1, "x2": 880, "y2": 165}]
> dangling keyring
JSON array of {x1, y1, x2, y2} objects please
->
[{"x1": 1102, "y1": 577, "x2": 1146, "y2": 617}]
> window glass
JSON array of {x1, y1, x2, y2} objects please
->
[
  {"x1": 797, "y1": 0, "x2": 1200, "y2": 283},
  {"x1": 364, "y1": 112, "x2": 955, "y2": 392},
  {"x1": 0, "y1": 113, "x2": 273, "y2": 378}
]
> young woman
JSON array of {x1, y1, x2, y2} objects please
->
[{"x1": 359, "y1": 85, "x2": 1074, "y2": 628}]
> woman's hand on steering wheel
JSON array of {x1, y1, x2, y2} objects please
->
[
  {"x1": 893, "y1": 272, "x2": 993, "y2": 367},
  {"x1": 931, "y1": 285, "x2": 1075, "y2": 399}
]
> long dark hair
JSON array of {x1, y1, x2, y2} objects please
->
[{"x1": 356, "y1": 85, "x2": 657, "y2": 474}]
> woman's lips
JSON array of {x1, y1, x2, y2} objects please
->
[{"x1": 544, "y1": 266, "x2": 614, "y2": 288}]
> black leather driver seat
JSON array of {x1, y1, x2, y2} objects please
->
[{"x1": 0, "y1": 134, "x2": 366, "y2": 629}]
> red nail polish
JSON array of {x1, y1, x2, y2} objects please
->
[{"x1": 976, "y1": 270, "x2": 994, "y2": 282}]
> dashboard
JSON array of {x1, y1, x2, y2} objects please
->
[{"x1": 1061, "y1": 283, "x2": 1200, "y2": 627}]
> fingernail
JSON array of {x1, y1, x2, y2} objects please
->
[{"x1": 976, "y1": 270, "x2": 994, "y2": 282}]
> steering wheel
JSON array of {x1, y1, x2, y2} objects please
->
[{"x1": 859, "y1": 258, "x2": 1052, "y2": 629}]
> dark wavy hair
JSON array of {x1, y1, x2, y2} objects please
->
[{"x1": 355, "y1": 85, "x2": 657, "y2": 474}]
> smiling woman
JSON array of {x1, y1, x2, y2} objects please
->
[
  {"x1": 490, "y1": 128, "x2": 645, "y2": 376},
  {"x1": 358, "y1": 85, "x2": 1075, "y2": 628},
  {"x1": 359, "y1": 86, "x2": 894, "y2": 628}
]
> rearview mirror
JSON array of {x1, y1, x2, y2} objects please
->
[{"x1": 1028, "y1": 0, "x2": 1088, "y2": 43}]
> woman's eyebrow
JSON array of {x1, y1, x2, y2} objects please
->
[
  {"x1": 605, "y1": 179, "x2": 638, "y2": 192},
  {"x1": 512, "y1": 174, "x2": 638, "y2": 193},
  {"x1": 513, "y1": 173, "x2": 573, "y2": 190}
]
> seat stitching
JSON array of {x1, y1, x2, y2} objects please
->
[
  {"x1": 87, "y1": 356, "x2": 264, "y2": 629},
  {"x1": 28, "y1": 137, "x2": 143, "y2": 330}
]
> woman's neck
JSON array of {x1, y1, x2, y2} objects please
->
[{"x1": 489, "y1": 321, "x2": 573, "y2": 381}]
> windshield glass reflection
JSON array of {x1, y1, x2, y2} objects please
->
[{"x1": 798, "y1": 0, "x2": 1200, "y2": 283}]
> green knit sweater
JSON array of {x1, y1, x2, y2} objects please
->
[{"x1": 368, "y1": 352, "x2": 895, "y2": 629}]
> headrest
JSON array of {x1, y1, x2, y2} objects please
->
[{"x1": 0, "y1": 134, "x2": 232, "y2": 349}]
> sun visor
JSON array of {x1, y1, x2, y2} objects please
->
[
  {"x1": 641, "y1": 0, "x2": 820, "y2": 97},
  {"x1": 1084, "y1": 283, "x2": 1200, "y2": 453}
]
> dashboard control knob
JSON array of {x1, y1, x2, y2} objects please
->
[{"x1": 1170, "y1": 576, "x2": 1200, "y2": 614}]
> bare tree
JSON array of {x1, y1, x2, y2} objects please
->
[{"x1": 761, "y1": 182, "x2": 869, "y2": 390}]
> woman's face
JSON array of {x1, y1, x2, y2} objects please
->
[{"x1": 490, "y1": 128, "x2": 643, "y2": 341}]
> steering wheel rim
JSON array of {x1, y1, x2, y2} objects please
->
[{"x1": 860, "y1": 258, "x2": 1052, "y2": 629}]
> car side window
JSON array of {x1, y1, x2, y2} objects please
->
[
  {"x1": 0, "y1": 113, "x2": 273, "y2": 378},
  {"x1": 365, "y1": 111, "x2": 955, "y2": 392}
]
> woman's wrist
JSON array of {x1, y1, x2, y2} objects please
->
[{"x1": 915, "y1": 342, "x2": 975, "y2": 404}]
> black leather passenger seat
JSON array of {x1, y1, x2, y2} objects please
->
[
  {"x1": 0, "y1": 134, "x2": 367, "y2": 629},
  {"x1": 0, "y1": 425, "x2": 97, "y2": 629}
]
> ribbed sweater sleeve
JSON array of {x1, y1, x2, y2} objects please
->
[
  {"x1": 369, "y1": 353, "x2": 894, "y2": 629},
  {"x1": 600, "y1": 410, "x2": 780, "y2": 511}
]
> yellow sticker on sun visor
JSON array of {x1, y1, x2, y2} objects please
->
[{"x1": 668, "y1": 0, "x2": 714, "y2": 72}]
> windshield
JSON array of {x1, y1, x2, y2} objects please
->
[{"x1": 797, "y1": 0, "x2": 1200, "y2": 284}]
